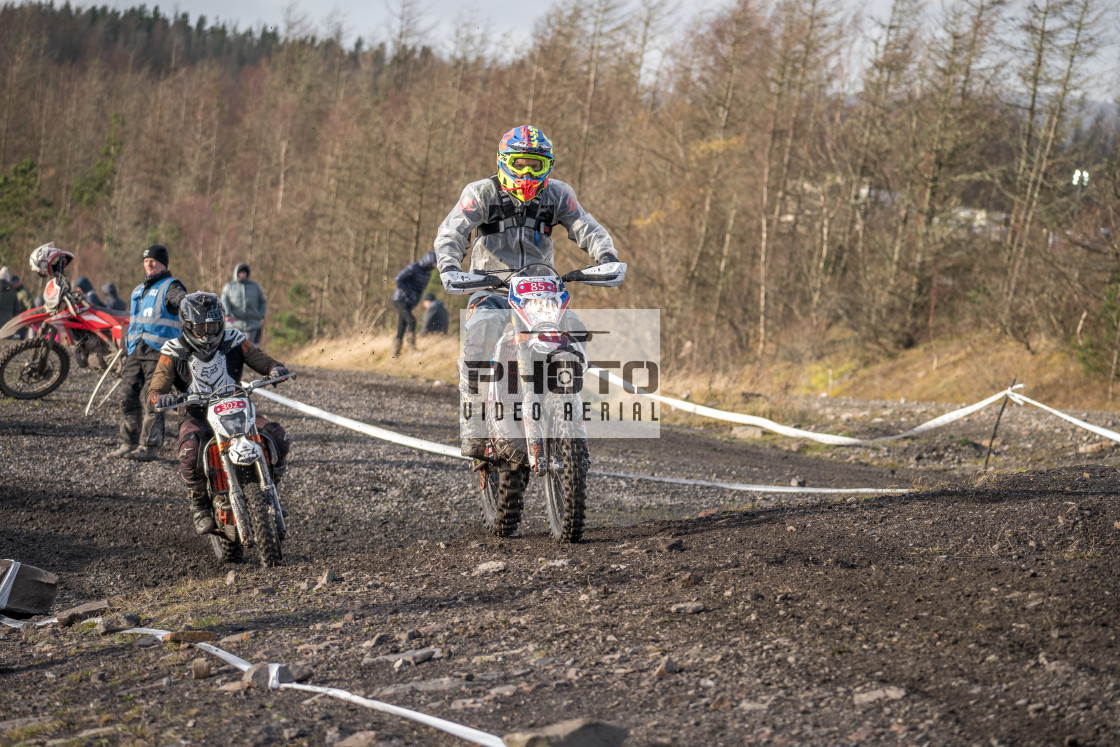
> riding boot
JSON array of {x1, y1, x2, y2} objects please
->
[
  {"x1": 188, "y1": 486, "x2": 216, "y2": 535},
  {"x1": 391, "y1": 337, "x2": 403, "y2": 358},
  {"x1": 459, "y1": 390, "x2": 489, "y2": 458},
  {"x1": 407, "y1": 328, "x2": 417, "y2": 349}
]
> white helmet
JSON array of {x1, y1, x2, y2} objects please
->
[{"x1": 29, "y1": 242, "x2": 75, "y2": 278}]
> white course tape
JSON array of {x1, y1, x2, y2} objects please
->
[
  {"x1": 590, "y1": 367, "x2": 1023, "y2": 446},
  {"x1": 0, "y1": 560, "x2": 20, "y2": 610},
  {"x1": 281, "y1": 683, "x2": 506, "y2": 747},
  {"x1": 253, "y1": 386, "x2": 908, "y2": 494},
  {"x1": 194, "y1": 640, "x2": 252, "y2": 671},
  {"x1": 253, "y1": 387, "x2": 467, "y2": 460},
  {"x1": 594, "y1": 470, "x2": 908, "y2": 495},
  {"x1": 1007, "y1": 391, "x2": 1120, "y2": 443},
  {"x1": 113, "y1": 627, "x2": 503, "y2": 745}
]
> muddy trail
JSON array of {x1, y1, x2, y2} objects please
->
[{"x1": 2, "y1": 363, "x2": 1119, "y2": 746}]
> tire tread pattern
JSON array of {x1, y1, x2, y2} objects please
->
[
  {"x1": 244, "y1": 481, "x2": 282, "y2": 567},
  {"x1": 481, "y1": 466, "x2": 527, "y2": 537}
]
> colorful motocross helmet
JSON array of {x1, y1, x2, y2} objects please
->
[
  {"x1": 29, "y1": 242, "x2": 75, "y2": 278},
  {"x1": 179, "y1": 291, "x2": 226, "y2": 362},
  {"x1": 496, "y1": 125, "x2": 554, "y2": 203}
]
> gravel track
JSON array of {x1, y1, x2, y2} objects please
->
[{"x1": 2, "y1": 360, "x2": 1119, "y2": 746}]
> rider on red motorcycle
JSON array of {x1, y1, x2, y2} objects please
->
[{"x1": 146, "y1": 292, "x2": 291, "y2": 535}]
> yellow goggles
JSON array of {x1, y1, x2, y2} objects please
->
[{"x1": 502, "y1": 153, "x2": 552, "y2": 177}]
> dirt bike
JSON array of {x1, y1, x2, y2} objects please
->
[
  {"x1": 447, "y1": 261, "x2": 625, "y2": 543},
  {"x1": 153, "y1": 374, "x2": 293, "y2": 567},
  {"x1": 0, "y1": 274, "x2": 127, "y2": 399}
]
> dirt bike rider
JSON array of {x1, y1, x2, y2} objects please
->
[
  {"x1": 434, "y1": 125, "x2": 625, "y2": 458},
  {"x1": 146, "y1": 291, "x2": 291, "y2": 535}
]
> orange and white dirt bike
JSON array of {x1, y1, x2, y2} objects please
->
[{"x1": 0, "y1": 273, "x2": 128, "y2": 400}]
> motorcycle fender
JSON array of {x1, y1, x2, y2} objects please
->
[
  {"x1": 229, "y1": 436, "x2": 263, "y2": 466},
  {"x1": 0, "y1": 308, "x2": 49, "y2": 339}
]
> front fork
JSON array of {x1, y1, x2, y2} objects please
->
[
  {"x1": 255, "y1": 459, "x2": 287, "y2": 536},
  {"x1": 220, "y1": 448, "x2": 288, "y2": 544},
  {"x1": 220, "y1": 451, "x2": 253, "y2": 546}
]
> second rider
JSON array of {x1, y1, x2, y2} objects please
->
[{"x1": 147, "y1": 291, "x2": 291, "y2": 535}]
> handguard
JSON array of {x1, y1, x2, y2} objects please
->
[
  {"x1": 565, "y1": 261, "x2": 627, "y2": 287},
  {"x1": 442, "y1": 271, "x2": 500, "y2": 295}
]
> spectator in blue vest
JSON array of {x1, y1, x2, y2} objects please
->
[
  {"x1": 109, "y1": 245, "x2": 188, "y2": 460},
  {"x1": 391, "y1": 251, "x2": 437, "y2": 357}
]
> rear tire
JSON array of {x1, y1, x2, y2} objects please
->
[
  {"x1": 544, "y1": 439, "x2": 588, "y2": 543},
  {"x1": 0, "y1": 339, "x2": 70, "y2": 399},
  {"x1": 244, "y1": 480, "x2": 282, "y2": 567},
  {"x1": 209, "y1": 533, "x2": 243, "y2": 563},
  {"x1": 480, "y1": 464, "x2": 527, "y2": 537}
]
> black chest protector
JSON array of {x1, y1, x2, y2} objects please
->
[{"x1": 476, "y1": 175, "x2": 557, "y2": 237}]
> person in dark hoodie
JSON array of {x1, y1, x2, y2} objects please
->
[
  {"x1": 73, "y1": 277, "x2": 105, "y2": 308},
  {"x1": 391, "y1": 251, "x2": 437, "y2": 357},
  {"x1": 219, "y1": 262, "x2": 267, "y2": 344},
  {"x1": 109, "y1": 245, "x2": 187, "y2": 461},
  {"x1": 101, "y1": 282, "x2": 127, "y2": 312},
  {"x1": 0, "y1": 267, "x2": 22, "y2": 330},
  {"x1": 420, "y1": 291, "x2": 449, "y2": 336},
  {"x1": 9, "y1": 275, "x2": 32, "y2": 337}
]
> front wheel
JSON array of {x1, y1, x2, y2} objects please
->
[
  {"x1": 480, "y1": 464, "x2": 527, "y2": 537},
  {"x1": 0, "y1": 338, "x2": 70, "y2": 399},
  {"x1": 543, "y1": 439, "x2": 588, "y2": 543},
  {"x1": 244, "y1": 480, "x2": 282, "y2": 567}
]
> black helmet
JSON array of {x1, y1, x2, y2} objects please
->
[{"x1": 179, "y1": 292, "x2": 225, "y2": 361}]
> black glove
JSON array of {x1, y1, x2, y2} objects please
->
[
  {"x1": 270, "y1": 366, "x2": 290, "y2": 380},
  {"x1": 155, "y1": 393, "x2": 179, "y2": 409},
  {"x1": 598, "y1": 253, "x2": 619, "y2": 265}
]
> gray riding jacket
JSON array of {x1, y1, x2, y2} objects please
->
[{"x1": 434, "y1": 177, "x2": 617, "y2": 274}]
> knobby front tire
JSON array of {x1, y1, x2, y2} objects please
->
[
  {"x1": 544, "y1": 438, "x2": 588, "y2": 543},
  {"x1": 244, "y1": 481, "x2": 282, "y2": 567}
]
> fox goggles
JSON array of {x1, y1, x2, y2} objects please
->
[{"x1": 501, "y1": 153, "x2": 553, "y2": 177}]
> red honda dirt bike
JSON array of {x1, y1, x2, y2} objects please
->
[{"x1": 0, "y1": 274, "x2": 127, "y2": 399}]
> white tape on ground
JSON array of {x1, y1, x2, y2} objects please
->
[
  {"x1": 254, "y1": 386, "x2": 908, "y2": 494},
  {"x1": 594, "y1": 470, "x2": 908, "y2": 495},
  {"x1": 281, "y1": 683, "x2": 506, "y2": 747},
  {"x1": 114, "y1": 627, "x2": 504, "y2": 745},
  {"x1": 591, "y1": 367, "x2": 1023, "y2": 447},
  {"x1": 254, "y1": 387, "x2": 467, "y2": 460},
  {"x1": 1007, "y1": 391, "x2": 1120, "y2": 443}
]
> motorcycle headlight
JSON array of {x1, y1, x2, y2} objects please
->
[
  {"x1": 522, "y1": 297, "x2": 563, "y2": 329},
  {"x1": 220, "y1": 412, "x2": 247, "y2": 436}
]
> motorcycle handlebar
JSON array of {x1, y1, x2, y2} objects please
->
[{"x1": 150, "y1": 373, "x2": 295, "y2": 412}]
